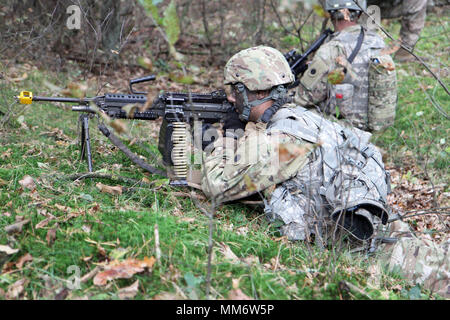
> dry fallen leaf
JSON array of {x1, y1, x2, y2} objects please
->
[
  {"x1": 0, "y1": 245, "x2": 19, "y2": 255},
  {"x1": 93, "y1": 257, "x2": 156, "y2": 286},
  {"x1": 122, "y1": 104, "x2": 139, "y2": 119},
  {"x1": 136, "y1": 56, "x2": 153, "y2": 71},
  {"x1": 89, "y1": 203, "x2": 101, "y2": 214},
  {"x1": 97, "y1": 244, "x2": 107, "y2": 258},
  {"x1": 380, "y1": 60, "x2": 396, "y2": 72},
  {"x1": 96, "y1": 182, "x2": 123, "y2": 196},
  {"x1": 4, "y1": 219, "x2": 31, "y2": 234},
  {"x1": 241, "y1": 255, "x2": 260, "y2": 266},
  {"x1": 110, "y1": 119, "x2": 127, "y2": 134},
  {"x1": 11, "y1": 72, "x2": 28, "y2": 82},
  {"x1": 218, "y1": 242, "x2": 239, "y2": 263},
  {"x1": 80, "y1": 266, "x2": 100, "y2": 283},
  {"x1": 152, "y1": 292, "x2": 186, "y2": 300},
  {"x1": 6, "y1": 279, "x2": 28, "y2": 300},
  {"x1": 118, "y1": 280, "x2": 140, "y2": 299},
  {"x1": 81, "y1": 225, "x2": 91, "y2": 234},
  {"x1": 62, "y1": 82, "x2": 88, "y2": 98},
  {"x1": 54, "y1": 203, "x2": 71, "y2": 213},
  {"x1": 278, "y1": 143, "x2": 311, "y2": 163},
  {"x1": 46, "y1": 226, "x2": 57, "y2": 247},
  {"x1": 35, "y1": 217, "x2": 53, "y2": 229},
  {"x1": 327, "y1": 67, "x2": 346, "y2": 85},
  {"x1": 227, "y1": 279, "x2": 253, "y2": 300},
  {"x1": 313, "y1": 4, "x2": 330, "y2": 18},
  {"x1": 16, "y1": 253, "x2": 33, "y2": 269},
  {"x1": 0, "y1": 149, "x2": 11, "y2": 160},
  {"x1": 19, "y1": 175, "x2": 36, "y2": 190},
  {"x1": 380, "y1": 43, "x2": 401, "y2": 56},
  {"x1": 228, "y1": 288, "x2": 253, "y2": 300}
]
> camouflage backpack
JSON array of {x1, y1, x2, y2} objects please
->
[
  {"x1": 265, "y1": 105, "x2": 391, "y2": 242},
  {"x1": 325, "y1": 26, "x2": 397, "y2": 132},
  {"x1": 367, "y1": 54, "x2": 398, "y2": 131}
]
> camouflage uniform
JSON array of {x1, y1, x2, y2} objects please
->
[
  {"x1": 201, "y1": 103, "x2": 449, "y2": 298},
  {"x1": 201, "y1": 46, "x2": 448, "y2": 298},
  {"x1": 293, "y1": 25, "x2": 388, "y2": 130},
  {"x1": 368, "y1": 0, "x2": 428, "y2": 50},
  {"x1": 377, "y1": 220, "x2": 450, "y2": 298},
  {"x1": 201, "y1": 120, "x2": 314, "y2": 202}
]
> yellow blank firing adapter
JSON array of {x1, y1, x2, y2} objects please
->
[{"x1": 18, "y1": 91, "x2": 33, "y2": 104}]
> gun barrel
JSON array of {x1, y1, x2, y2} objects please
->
[
  {"x1": 72, "y1": 106, "x2": 96, "y2": 113},
  {"x1": 33, "y1": 96, "x2": 92, "y2": 104}
]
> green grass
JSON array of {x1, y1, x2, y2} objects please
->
[
  {"x1": 0, "y1": 108, "x2": 414, "y2": 299},
  {"x1": 1, "y1": 12, "x2": 448, "y2": 300},
  {"x1": 371, "y1": 12, "x2": 449, "y2": 181}
]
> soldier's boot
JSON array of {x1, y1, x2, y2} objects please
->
[
  {"x1": 394, "y1": 48, "x2": 417, "y2": 62},
  {"x1": 394, "y1": 48, "x2": 429, "y2": 63}
]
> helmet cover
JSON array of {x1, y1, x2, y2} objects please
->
[{"x1": 224, "y1": 46, "x2": 294, "y2": 91}]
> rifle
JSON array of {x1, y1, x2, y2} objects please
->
[
  {"x1": 284, "y1": 28, "x2": 333, "y2": 88},
  {"x1": 16, "y1": 75, "x2": 234, "y2": 185}
]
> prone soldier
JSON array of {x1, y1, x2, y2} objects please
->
[{"x1": 195, "y1": 45, "x2": 449, "y2": 298}]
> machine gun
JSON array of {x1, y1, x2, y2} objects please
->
[
  {"x1": 17, "y1": 75, "x2": 234, "y2": 184},
  {"x1": 284, "y1": 28, "x2": 333, "y2": 88}
]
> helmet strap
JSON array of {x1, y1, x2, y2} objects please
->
[{"x1": 237, "y1": 84, "x2": 288, "y2": 122}]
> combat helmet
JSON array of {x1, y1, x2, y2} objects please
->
[
  {"x1": 324, "y1": 0, "x2": 367, "y2": 12},
  {"x1": 224, "y1": 46, "x2": 294, "y2": 121}
]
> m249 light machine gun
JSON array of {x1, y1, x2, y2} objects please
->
[{"x1": 17, "y1": 75, "x2": 234, "y2": 184}]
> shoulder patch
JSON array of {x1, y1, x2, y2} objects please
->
[{"x1": 300, "y1": 57, "x2": 329, "y2": 90}]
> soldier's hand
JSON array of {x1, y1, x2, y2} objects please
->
[
  {"x1": 201, "y1": 123, "x2": 220, "y2": 151},
  {"x1": 223, "y1": 109, "x2": 246, "y2": 139}
]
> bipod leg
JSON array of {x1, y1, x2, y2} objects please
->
[
  {"x1": 79, "y1": 114, "x2": 93, "y2": 172},
  {"x1": 79, "y1": 115, "x2": 86, "y2": 161}
]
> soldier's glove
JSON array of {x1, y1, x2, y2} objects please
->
[
  {"x1": 201, "y1": 123, "x2": 219, "y2": 151},
  {"x1": 223, "y1": 108, "x2": 246, "y2": 140}
]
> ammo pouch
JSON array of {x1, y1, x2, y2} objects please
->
[
  {"x1": 368, "y1": 55, "x2": 397, "y2": 131},
  {"x1": 330, "y1": 83, "x2": 354, "y2": 118}
]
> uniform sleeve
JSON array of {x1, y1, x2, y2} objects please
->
[
  {"x1": 294, "y1": 42, "x2": 345, "y2": 107},
  {"x1": 201, "y1": 127, "x2": 314, "y2": 202},
  {"x1": 378, "y1": 220, "x2": 450, "y2": 298}
]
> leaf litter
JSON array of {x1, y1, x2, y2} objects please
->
[{"x1": 93, "y1": 256, "x2": 156, "y2": 286}]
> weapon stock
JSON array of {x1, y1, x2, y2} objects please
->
[{"x1": 284, "y1": 28, "x2": 333, "y2": 88}]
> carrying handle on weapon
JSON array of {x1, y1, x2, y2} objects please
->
[{"x1": 129, "y1": 75, "x2": 156, "y2": 94}]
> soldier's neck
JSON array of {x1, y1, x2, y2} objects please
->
[
  {"x1": 334, "y1": 20, "x2": 358, "y2": 32},
  {"x1": 249, "y1": 100, "x2": 274, "y2": 122}
]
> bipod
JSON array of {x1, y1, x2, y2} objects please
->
[{"x1": 79, "y1": 113, "x2": 94, "y2": 172}]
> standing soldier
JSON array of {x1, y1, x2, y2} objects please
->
[
  {"x1": 367, "y1": 0, "x2": 429, "y2": 62},
  {"x1": 196, "y1": 45, "x2": 448, "y2": 298},
  {"x1": 294, "y1": 0, "x2": 397, "y2": 132}
]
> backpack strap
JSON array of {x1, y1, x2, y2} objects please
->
[{"x1": 347, "y1": 26, "x2": 365, "y2": 64}]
